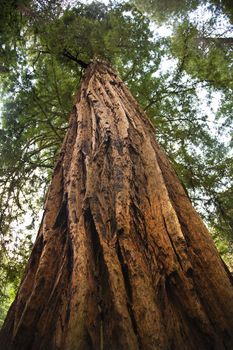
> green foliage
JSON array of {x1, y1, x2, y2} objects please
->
[
  {"x1": 0, "y1": 283, "x2": 15, "y2": 327},
  {"x1": 132, "y1": 0, "x2": 198, "y2": 22},
  {"x1": 0, "y1": 1, "x2": 21, "y2": 72},
  {"x1": 133, "y1": 0, "x2": 233, "y2": 24},
  {"x1": 171, "y1": 21, "x2": 233, "y2": 90},
  {"x1": 211, "y1": 228, "x2": 233, "y2": 271},
  {"x1": 0, "y1": 230, "x2": 32, "y2": 327}
]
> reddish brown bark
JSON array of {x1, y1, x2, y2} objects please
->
[{"x1": 0, "y1": 60, "x2": 233, "y2": 350}]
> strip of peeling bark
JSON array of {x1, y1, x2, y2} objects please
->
[{"x1": 0, "y1": 60, "x2": 233, "y2": 350}]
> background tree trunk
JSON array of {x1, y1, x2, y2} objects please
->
[{"x1": 0, "y1": 60, "x2": 233, "y2": 350}]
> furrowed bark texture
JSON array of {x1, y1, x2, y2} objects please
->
[{"x1": 1, "y1": 61, "x2": 233, "y2": 350}]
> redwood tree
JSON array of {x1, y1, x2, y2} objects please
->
[{"x1": 0, "y1": 60, "x2": 233, "y2": 350}]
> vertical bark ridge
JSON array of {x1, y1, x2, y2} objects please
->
[{"x1": 0, "y1": 60, "x2": 233, "y2": 350}]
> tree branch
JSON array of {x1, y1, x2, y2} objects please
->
[{"x1": 62, "y1": 49, "x2": 89, "y2": 68}]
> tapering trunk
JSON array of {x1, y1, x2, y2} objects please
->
[{"x1": 1, "y1": 61, "x2": 233, "y2": 350}]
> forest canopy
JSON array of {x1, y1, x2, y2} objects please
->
[{"x1": 0, "y1": 0, "x2": 232, "y2": 325}]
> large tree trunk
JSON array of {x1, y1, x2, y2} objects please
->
[{"x1": 0, "y1": 60, "x2": 233, "y2": 350}]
